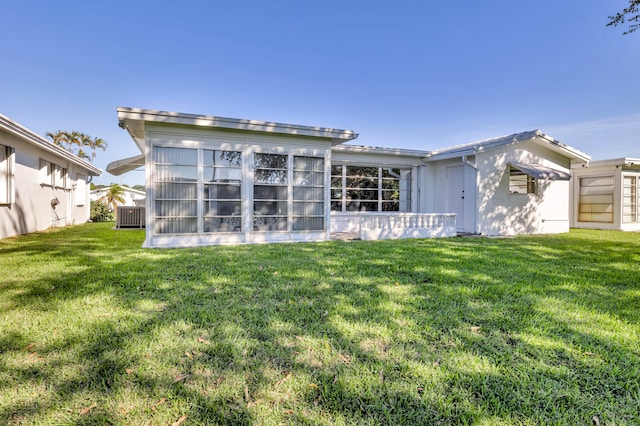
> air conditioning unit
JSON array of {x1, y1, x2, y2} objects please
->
[{"x1": 116, "y1": 206, "x2": 145, "y2": 229}]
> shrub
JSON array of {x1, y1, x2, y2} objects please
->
[{"x1": 90, "y1": 200, "x2": 114, "y2": 222}]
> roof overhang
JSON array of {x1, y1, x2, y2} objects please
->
[
  {"x1": 422, "y1": 130, "x2": 591, "y2": 164},
  {"x1": 509, "y1": 162, "x2": 571, "y2": 181},
  {"x1": 106, "y1": 154, "x2": 145, "y2": 176},
  {"x1": 332, "y1": 144, "x2": 428, "y2": 157},
  {"x1": 571, "y1": 157, "x2": 640, "y2": 169},
  {"x1": 0, "y1": 114, "x2": 102, "y2": 176},
  {"x1": 117, "y1": 107, "x2": 359, "y2": 146}
]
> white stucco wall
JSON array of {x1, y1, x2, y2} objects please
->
[
  {"x1": 0, "y1": 129, "x2": 92, "y2": 239},
  {"x1": 475, "y1": 141, "x2": 573, "y2": 236}
]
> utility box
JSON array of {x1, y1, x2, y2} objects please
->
[{"x1": 116, "y1": 206, "x2": 145, "y2": 229}]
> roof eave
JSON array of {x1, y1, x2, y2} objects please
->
[
  {"x1": 533, "y1": 132, "x2": 591, "y2": 163},
  {"x1": 0, "y1": 114, "x2": 102, "y2": 176},
  {"x1": 117, "y1": 107, "x2": 359, "y2": 142}
]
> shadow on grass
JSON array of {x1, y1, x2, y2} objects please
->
[{"x1": 0, "y1": 224, "x2": 638, "y2": 424}]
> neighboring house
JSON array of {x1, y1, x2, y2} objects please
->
[
  {"x1": 0, "y1": 114, "x2": 102, "y2": 240},
  {"x1": 108, "y1": 107, "x2": 590, "y2": 248},
  {"x1": 90, "y1": 186, "x2": 146, "y2": 208},
  {"x1": 571, "y1": 158, "x2": 640, "y2": 231}
]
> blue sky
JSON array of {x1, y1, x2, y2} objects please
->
[{"x1": 1, "y1": 1, "x2": 638, "y2": 186}]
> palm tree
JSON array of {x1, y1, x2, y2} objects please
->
[
  {"x1": 79, "y1": 133, "x2": 107, "y2": 162},
  {"x1": 46, "y1": 131, "x2": 107, "y2": 163},
  {"x1": 98, "y1": 184, "x2": 126, "y2": 217}
]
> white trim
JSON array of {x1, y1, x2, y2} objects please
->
[
  {"x1": 0, "y1": 114, "x2": 101, "y2": 176},
  {"x1": 118, "y1": 107, "x2": 359, "y2": 144},
  {"x1": 0, "y1": 145, "x2": 15, "y2": 205}
]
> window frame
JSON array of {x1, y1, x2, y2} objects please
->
[
  {"x1": 622, "y1": 173, "x2": 639, "y2": 223},
  {"x1": 509, "y1": 167, "x2": 537, "y2": 195},
  {"x1": 0, "y1": 145, "x2": 15, "y2": 205},
  {"x1": 578, "y1": 175, "x2": 614, "y2": 223},
  {"x1": 330, "y1": 164, "x2": 411, "y2": 212},
  {"x1": 252, "y1": 152, "x2": 326, "y2": 232}
]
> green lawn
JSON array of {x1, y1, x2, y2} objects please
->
[{"x1": 1, "y1": 223, "x2": 638, "y2": 425}]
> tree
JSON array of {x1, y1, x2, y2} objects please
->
[
  {"x1": 46, "y1": 130, "x2": 107, "y2": 163},
  {"x1": 97, "y1": 184, "x2": 126, "y2": 216},
  {"x1": 607, "y1": 0, "x2": 640, "y2": 34}
]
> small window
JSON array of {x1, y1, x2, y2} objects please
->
[
  {"x1": 509, "y1": 168, "x2": 537, "y2": 194},
  {"x1": 76, "y1": 173, "x2": 86, "y2": 206},
  {"x1": 0, "y1": 145, "x2": 15, "y2": 204},
  {"x1": 54, "y1": 165, "x2": 67, "y2": 188},
  {"x1": 40, "y1": 159, "x2": 53, "y2": 185}
]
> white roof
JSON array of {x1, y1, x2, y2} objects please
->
[
  {"x1": 424, "y1": 130, "x2": 591, "y2": 163},
  {"x1": 0, "y1": 113, "x2": 102, "y2": 176},
  {"x1": 117, "y1": 107, "x2": 359, "y2": 147},
  {"x1": 571, "y1": 157, "x2": 640, "y2": 169},
  {"x1": 333, "y1": 144, "x2": 428, "y2": 157}
]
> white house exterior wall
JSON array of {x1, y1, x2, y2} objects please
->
[
  {"x1": 0, "y1": 129, "x2": 92, "y2": 239},
  {"x1": 475, "y1": 141, "x2": 573, "y2": 236}
]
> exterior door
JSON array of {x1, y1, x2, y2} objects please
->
[{"x1": 446, "y1": 165, "x2": 465, "y2": 231}]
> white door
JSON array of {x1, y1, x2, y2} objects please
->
[{"x1": 446, "y1": 165, "x2": 465, "y2": 231}]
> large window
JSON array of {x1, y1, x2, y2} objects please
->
[
  {"x1": 623, "y1": 175, "x2": 639, "y2": 223},
  {"x1": 0, "y1": 145, "x2": 14, "y2": 205},
  {"x1": 253, "y1": 153, "x2": 288, "y2": 231},
  {"x1": 154, "y1": 147, "x2": 199, "y2": 234},
  {"x1": 578, "y1": 176, "x2": 613, "y2": 223},
  {"x1": 330, "y1": 165, "x2": 411, "y2": 212},
  {"x1": 153, "y1": 147, "x2": 325, "y2": 235},
  {"x1": 203, "y1": 150, "x2": 242, "y2": 232},
  {"x1": 293, "y1": 156, "x2": 325, "y2": 231},
  {"x1": 154, "y1": 147, "x2": 243, "y2": 234},
  {"x1": 253, "y1": 153, "x2": 325, "y2": 232}
]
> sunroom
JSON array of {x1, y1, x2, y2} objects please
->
[
  {"x1": 112, "y1": 107, "x2": 362, "y2": 247},
  {"x1": 109, "y1": 108, "x2": 456, "y2": 247}
]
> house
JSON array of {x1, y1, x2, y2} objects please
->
[
  {"x1": 423, "y1": 130, "x2": 591, "y2": 235},
  {"x1": 571, "y1": 158, "x2": 640, "y2": 231},
  {"x1": 90, "y1": 186, "x2": 146, "y2": 207},
  {"x1": 0, "y1": 114, "x2": 102, "y2": 240},
  {"x1": 108, "y1": 107, "x2": 589, "y2": 248}
]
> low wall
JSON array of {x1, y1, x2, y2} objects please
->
[{"x1": 331, "y1": 212, "x2": 457, "y2": 240}]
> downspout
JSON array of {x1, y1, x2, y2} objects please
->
[{"x1": 461, "y1": 155, "x2": 479, "y2": 234}]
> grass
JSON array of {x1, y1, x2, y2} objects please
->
[{"x1": 0, "y1": 223, "x2": 639, "y2": 425}]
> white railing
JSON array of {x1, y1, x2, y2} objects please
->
[{"x1": 331, "y1": 212, "x2": 456, "y2": 240}]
